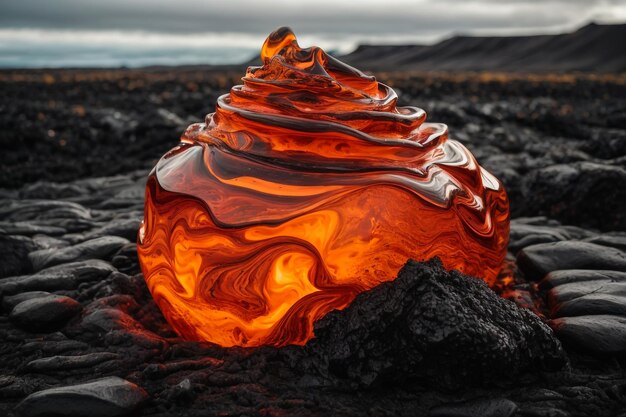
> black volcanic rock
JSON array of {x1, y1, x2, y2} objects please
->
[
  {"x1": 14, "y1": 376, "x2": 148, "y2": 417},
  {"x1": 517, "y1": 241, "x2": 626, "y2": 281},
  {"x1": 75, "y1": 218, "x2": 142, "y2": 243},
  {"x1": 0, "y1": 200, "x2": 92, "y2": 223},
  {"x1": 539, "y1": 269, "x2": 626, "y2": 290},
  {"x1": 584, "y1": 234, "x2": 626, "y2": 252},
  {"x1": 539, "y1": 265, "x2": 626, "y2": 355},
  {"x1": 548, "y1": 280, "x2": 626, "y2": 304},
  {"x1": 0, "y1": 260, "x2": 116, "y2": 295},
  {"x1": 9, "y1": 294, "x2": 82, "y2": 332},
  {"x1": 0, "y1": 235, "x2": 37, "y2": 278},
  {"x1": 550, "y1": 315, "x2": 626, "y2": 355},
  {"x1": 520, "y1": 162, "x2": 626, "y2": 231},
  {"x1": 508, "y1": 221, "x2": 595, "y2": 254},
  {"x1": 305, "y1": 259, "x2": 566, "y2": 390},
  {"x1": 28, "y1": 236, "x2": 129, "y2": 271},
  {"x1": 2, "y1": 291, "x2": 51, "y2": 312},
  {"x1": 551, "y1": 294, "x2": 626, "y2": 318},
  {"x1": 76, "y1": 307, "x2": 167, "y2": 351},
  {"x1": 0, "y1": 222, "x2": 66, "y2": 236},
  {"x1": 24, "y1": 352, "x2": 120, "y2": 374}
]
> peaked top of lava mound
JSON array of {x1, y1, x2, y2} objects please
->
[{"x1": 182, "y1": 26, "x2": 453, "y2": 160}]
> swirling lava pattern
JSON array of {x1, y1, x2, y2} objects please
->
[{"x1": 137, "y1": 27, "x2": 510, "y2": 347}]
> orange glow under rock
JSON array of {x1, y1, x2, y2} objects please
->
[{"x1": 137, "y1": 27, "x2": 510, "y2": 347}]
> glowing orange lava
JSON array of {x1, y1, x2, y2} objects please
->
[{"x1": 137, "y1": 27, "x2": 510, "y2": 347}]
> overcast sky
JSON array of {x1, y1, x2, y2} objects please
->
[{"x1": 0, "y1": 0, "x2": 625, "y2": 67}]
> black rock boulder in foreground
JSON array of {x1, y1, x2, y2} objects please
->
[{"x1": 304, "y1": 259, "x2": 566, "y2": 390}]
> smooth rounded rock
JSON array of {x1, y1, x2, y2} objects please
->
[
  {"x1": 508, "y1": 223, "x2": 571, "y2": 254},
  {"x1": 584, "y1": 234, "x2": 626, "y2": 252},
  {"x1": 551, "y1": 294, "x2": 626, "y2": 318},
  {"x1": 507, "y1": 220, "x2": 596, "y2": 253},
  {"x1": 28, "y1": 236, "x2": 129, "y2": 271},
  {"x1": 517, "y1": 241, "x2": 626, "y2": 281},
  {"x1": 0, "y1": 259, "x2": 116, "y2": 295},
  {"x1": 10, "y1": 294, "x2": 82, "y2": 332},
  {"x1": 65, "y1": 218, "x2": 141, "y2": 245},
  {"x1": 31, "y1": 234, "x2": 70, "y2": 250},
  {"x1": 14, "y1": 376, "x2": 148, "y2": 417},
  {"x1": 539, "y1": 269, "x2": 626, "y2": 290},
  {"x1": 550, "y1": 315, "x2": 626, "y2": 355},
  {"x1": 548, "y1": 280, "x2": 626, "y2": 303},
  {"x1": 2, "y1": 291, "x2": 51, "y2": 312},
  {"x1": 0, "y1": 200, "x2": 92, "y2": 222},
  {"x1": 79, "y1": 308, "x2": 166, "y2": 350}
]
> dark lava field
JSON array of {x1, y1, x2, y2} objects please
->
[{"x1": 0, "y1": 68, "x2": 625, "y2": 417}]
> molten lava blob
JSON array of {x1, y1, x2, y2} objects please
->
[{"x1": 137, "y1": 27, "x2": 510, "y2": 347}]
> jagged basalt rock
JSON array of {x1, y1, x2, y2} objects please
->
[{"x1": 304, "y1": 259, "x2": 566, "y2": 390}]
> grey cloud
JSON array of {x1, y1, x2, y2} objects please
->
[{"x1": 0, "y1": 0, "x2": 623, "y2": 37}]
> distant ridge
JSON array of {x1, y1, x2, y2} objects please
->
[{"x1": 339, "y1": 23, "x2": 626, "y2": 73}]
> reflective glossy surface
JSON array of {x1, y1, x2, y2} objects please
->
[{"x1": 137, "y1": 27, "x2": 510, "y2": 347}]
